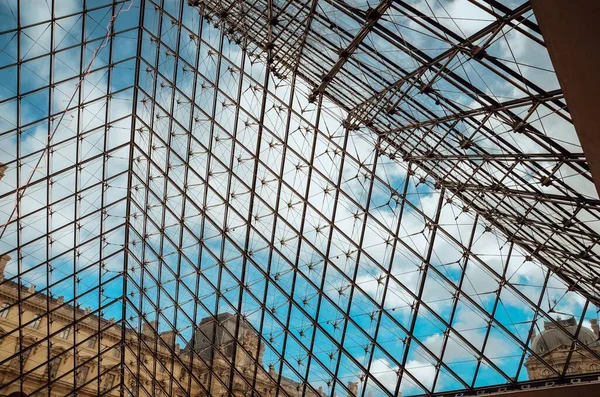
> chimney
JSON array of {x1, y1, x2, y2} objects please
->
[
  {"x1": 0, "y1": 254, "x2": 10, "y2": 281},
  {"x1": 142, "y1": 319, "x2": 158, "y2": 338},
  {"x1": 160, "y1": 331, "x2": 175, "y2": 344},
  {"x1": 591, "y1": 319, "x2": 599, "y2": 338},
  {"x1": 347, "y1": 381, "x2": 358, "y2": 396}
]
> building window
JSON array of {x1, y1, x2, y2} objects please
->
[
  {"x1": 0, "y1": 302, "x2": 10, "y2": 318},
  {"x1": 541, "y1": 369, "x2": 551, "y2": 376},
  {"x1": 12, "y1": 345, "x2": 34, "y2": 369},
  {"x1": 87, "y1": 336, "x2": 97, "y2": 348},
  {"x1": 76, "y1": 365, "x2": 90, "y2": 384},
  {"x1": 31, "y1": 315, "x2": 42, "y2": 329},
  {"x1": 102, "y1": 373, "x2": 116, "y2": 392},
  {"x1": 48, "y1": 357, "x2": 61, "y2": 379},
  {"x1": 21, "y1": 346, "x2": 33, "y2": 367},
  {"x1": 60, "y1": 327, "x2": 71, "y2": 339}
]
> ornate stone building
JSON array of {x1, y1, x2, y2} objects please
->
[
  {"x1": 0, "y1": 272, "x2": 335, "y2": 396},
  {"x1": 525, "y1": 317, "x2": 600, "y2": 379},
  {"x1": 0, "y1": 164, "x2": 339, "y2": 397},
  {"x1": 0, "y1": 268, "x2": 123, "y2": 396}
]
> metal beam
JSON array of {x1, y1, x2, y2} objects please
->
[{"x1": 531, "y1": 0, "x2": 600, "y2": 195}]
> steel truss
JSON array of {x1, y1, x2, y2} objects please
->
[
  {"x1": 188, "y1": 0, "x2": 600, "y2": 305},
  {"x1": 0, "y1": 0, "x2": 599, "y2": 397}
]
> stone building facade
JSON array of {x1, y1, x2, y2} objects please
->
[
  {"x1": 0, "y1": 269, "x2": 334, "y2": 396},
  {"x1": 525, "y1": 317, "x2": 600, "y2": 379},
  {"x1": 0, "y1": 267, "x2": 123, "y2": 396},
  {"x1": 0, "y1": 163, "x2": 339, "y2": 396}
]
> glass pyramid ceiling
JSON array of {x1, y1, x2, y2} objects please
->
[{"x1": 0, "y1": 0, "x2": 599, "y2": 396}]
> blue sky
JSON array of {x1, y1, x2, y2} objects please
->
[{"x1": 0, "y1": 0, "x2": 598, "y2": 396}]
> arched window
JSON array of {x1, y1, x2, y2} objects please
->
[
  {"x1": 541, "y1": 369, "x2": 552, "y2": 376},
  {"x1": 566, "y1": 366, "x2": 578, "y2": 374}
]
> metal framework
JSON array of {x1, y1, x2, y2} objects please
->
[{"x1": 0, "y1": 0, "x2": 599, "y2": 396}]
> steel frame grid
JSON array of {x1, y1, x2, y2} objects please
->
[
  {"x1": 124, "y1": 1, "x2": 600, "y2": 394},
  {"x1": 0, "y1": 0, "x2": 135, "y2": 395},
  {"x1": 0, "y1": 0, "x2": 600, "y2": 397},
  {"x1": 190, "y1": 0, "x2": 600, "y2": 305}
]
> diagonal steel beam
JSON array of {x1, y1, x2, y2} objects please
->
[{"x1": 308, "y1": 0, "x2": 392, "y2": 99}]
